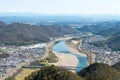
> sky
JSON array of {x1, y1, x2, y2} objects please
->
[{"x1": 0, "y1": 0, "x2": 120, "y2": 15}]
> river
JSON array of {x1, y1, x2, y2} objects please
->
[{"x1": 53, "y1": 40, "x2": 87, "y2": 72}]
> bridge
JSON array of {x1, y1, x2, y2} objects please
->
[
  {"x1": 0, "y1": 65, "x2": 85, "y2": 70},
  {"x1": 22, "y1": 66, "x2": 85, "y2": 70}
]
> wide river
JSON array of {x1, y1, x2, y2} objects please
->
[{"x1": 53, "y1": 40, "x2": 88, "y2": 72}]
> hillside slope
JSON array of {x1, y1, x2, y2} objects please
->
[
  {"x1": 98, "y1": 26, "x2": 120, "y2": 51},
  {"x1": 98, "y1": 26, "x2": 120, "y2": 37},
  {"x1": 77, "y1": 22, "x2": 117, "y2": 33},
  {"x1": 25, "y1": 65, "x2": 84, "y2": 80},
  {"x1": 112, "y1": 61, "x2": 120, "y2": 72},
  {"x1": 78, "y1": 63, "x2": 120, "y2": 80},
  {"x1": 86, "y1": 24, "x2": 120, "y2": 51},
  {"x1": 107, "y1": 34, "x2": 120, "y2": 51},
  {"x1": 0, "y1": 21, "x2": 79, "y2": 46}
]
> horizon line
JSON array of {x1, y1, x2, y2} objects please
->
[{"x1": 1, "y1": 12, "x2": 120, "y2": 16}]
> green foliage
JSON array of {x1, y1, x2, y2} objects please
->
[
  {"x1": 112, "y1": 61, "x2": 120, "y2": 72},
  {"x1": 78, "y1": 22, "x2": 113, "y2": 34},
  {"x1": 29, "y1": 60, "x2": 50, "y2": 67},
  {"x1": 97, "y1": 25, "x2": 120, "y2": 51},
  {"x1": 46, "y1": 52, "x2": 59, "y2": 63},
  {"x1": 24, "y1": 65, "x2": 84, "y2": 80},
  {"x1": 0, "y1": 22, "x2": 79, "y2": 46},
  {"x1": 29, "y1": 52, "x2": 58, "y2": 67},
  {"x1": 78, "y1": 63, "x2": 120, "y2": 80},
  {"x1": 5, "y1": 77, "x2": 15, "y2": 80},
  {"x1": 41, "y1": 52, "x2": 59, "y2": 63},
  {"x1": 71, "y1": 37, "x2": 81, "y2": 40},
  {"x1": 5, "y1": 41, "x2": 36, "y2": 46},
  {"x1": 107, "y1": 34, "x2": 120, "y2": 51},
  {"x1": 29, "y1": 60, "x2": 42, "y2": 66},
  {"x1": 98, "y1": 26, "x2": 120, "y2": 37}
]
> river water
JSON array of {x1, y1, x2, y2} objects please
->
[{"x1": 53, "y1": 40, "x2": 88, "y2": 72}]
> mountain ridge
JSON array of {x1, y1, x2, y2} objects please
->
[{"x1": 0, "y1": 21, "x2": 79, "y2": 46}]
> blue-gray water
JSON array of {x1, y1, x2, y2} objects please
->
[{"x1": 53, "y1": 40, "x2": 87, "y2": 72}]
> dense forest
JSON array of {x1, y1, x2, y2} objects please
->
[
  {"x1": 78, "y1": 63, "x2": 120, "y2": 80},
  {"x1": 0, "y1": 21, "x2": 79, "y2": 46}
]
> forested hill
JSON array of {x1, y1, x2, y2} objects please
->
[
  {"x1": 97, "y1": 25, "x2": 120, "y2": 37},
  {"x1": 77, "y1": 22, "x2": 118, "y2": 33},
  {"x1": 24, "y1": 65, "x2": 84, "y2": 80},
  {"x1": 0, "y1": 21, "x2": 79, "y2": 46},
  {"x1": 112, "y1": 60, "x2": 120, "y2": 72},
  {"x1": 77, "y1": 21, "x2": 120, "y2": 51},
  {"x1": 107, "y1": 34, "x2": 120, "y2": 51},
  {"x1": 98, "y1": 26, "x2": 120, "y2": 51},
  {"x1": 78, "y1": 63, "x2": 120, "y2": 80}
]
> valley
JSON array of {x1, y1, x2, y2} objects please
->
[{"x1": 0, "y1": 17, "x2": 119, "y2": 80}]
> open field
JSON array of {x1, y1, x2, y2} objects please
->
[{"x1": 15, "y1": 69, "x2": 39, "y2": 80}]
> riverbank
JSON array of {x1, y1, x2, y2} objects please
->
[
  {"x1": 65, "y1": 40, "x2": 87, "y2": 57},
  {"x1": 65, "y1": 40, "x2": 95, "y2": 66},
  {"x1": 50, "y1": 39, "x2": 79, "y2": 69},
  {"x1": 52, "y1": 40, "x2": 88, "y2": 72},
  {"x1": 51, "y1": 51, "x2": 79, "y2": 67}
]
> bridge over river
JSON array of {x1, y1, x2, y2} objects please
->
[
  {"x1": 22, "y1": 66, "x2": 85, "y2": 70},
  {"x1": 0, "y1": 65, "x2": 85, "y2": 70}
]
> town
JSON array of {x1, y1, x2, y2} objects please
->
[
  {"x1": 0, "y1": 43, "x2": 47, "y2": 79},
  {"x1": 80, "y1": 35, "x2": 120, "y2": 65},
  {"x1": 0, "y1": 34, "x2": 120, "y2": 80}
]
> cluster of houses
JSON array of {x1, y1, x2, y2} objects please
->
[
  {"x1": 81, "y1": 35, "x2": 120, "y2": 65},
  {"x1": 0, "y1": 43, "x2": 47, "y2": 79}
]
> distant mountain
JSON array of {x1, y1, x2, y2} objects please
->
[
  {"x1": 98, "y1": 25, "x2": 120, "y2": 37},
  {"x1": 112, "y1": 61, "x2": 120, "y2": 72},
  {"x1": 0, "y1": 14, "x2": 92, "y2": 25},
  {"x1": 97, "y1": 26, "x2": 120, "y2": 51},
  {"x1": 78, "y1": 63, "x2": 120, "y2": 80},
  {"x1": 82, "y1": 22, "x2": 120, "y2": 51},
  {"x1": 0, "y1": 21, "x2": 79, "y2": 46},
  {"x1": 77, "y1": 22, "x2": 117, "y2": 33},
  {"x1": 107, "y1": 34, "x2": 120, "y2": 51}
]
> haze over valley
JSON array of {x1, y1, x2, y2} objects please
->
[{"x1": 0, "y1": 0, "x2": 120, "y2": 80}]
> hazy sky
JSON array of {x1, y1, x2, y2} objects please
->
[{"x1": 0, "y1": 0, "x2": 120, "y2": 15}]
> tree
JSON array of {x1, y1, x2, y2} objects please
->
[{"x1": 25, "y1": 65, "x2": 84, "y2": 80}]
